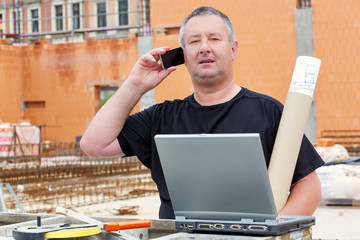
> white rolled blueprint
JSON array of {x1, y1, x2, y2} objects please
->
[{"x1": 268, "y1": 56, "x2": 321, "y2": 212}]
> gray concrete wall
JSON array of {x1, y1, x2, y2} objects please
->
[
  {"x1": 295, "y1": 8, "x2": 317, "y2": 143},
  {"x1": 138, "y1": 36, "x2": 155, "y2": 110}
]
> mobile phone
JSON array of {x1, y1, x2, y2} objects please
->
[{"x1": 160, "y1": 47, "x2": 185, "y2": 69}]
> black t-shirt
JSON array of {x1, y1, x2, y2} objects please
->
[{"x1": 117, "y1": 87, "x2": 324, "y2": 219}]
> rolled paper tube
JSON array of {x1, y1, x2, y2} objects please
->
[{"x1": 268, "y1": 56, "x2": 321, "y2": 212}]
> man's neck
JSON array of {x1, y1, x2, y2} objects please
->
[{"x1": 193, "y1": 82, "x2": 241, "y2": 106}]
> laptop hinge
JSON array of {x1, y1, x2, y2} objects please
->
[
  {"x1": 242, "y1": 218, "x2": 278, "y2": 224},
  {"x1": 240, "y1": 218, "x2": 254, "y2": 223},
  {"x1": 265, "y1": 219, "x2": 277, "y2": 224},
  {"x1": 175, "y1": 216, "x2": 186, "y2": 221}
]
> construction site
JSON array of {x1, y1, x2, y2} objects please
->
[{"x1": 0, "y1": 0, "x2": 360, "y2": 239}]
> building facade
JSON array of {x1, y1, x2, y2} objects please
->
[{"x1": 0, "y1": 0, "x2": 150, "y2": 44}]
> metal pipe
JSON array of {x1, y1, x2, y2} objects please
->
[
  {"x1": 12, "y1": 0, "x2": 16, "y2": 42},
  {"x1": 2, "y1": 0, "x2": 6, "y2": 38}
]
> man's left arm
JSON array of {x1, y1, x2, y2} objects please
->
[{"x1": 278, "y1": 171, "x2": 322, "y2": 216}]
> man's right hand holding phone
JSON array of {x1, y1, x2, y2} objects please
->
[
  {"x1": 80, "y1": 47, "x2": 178, "y2": 157},
  {"x1": 126, "y1": 47, "x2": 178, "y2": 95}
]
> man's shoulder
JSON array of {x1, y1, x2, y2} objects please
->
[
  {"x1": 242, "y1": 88, "x2": 283, "y2": 109},
  {"x1": 242, "y1": 88, "x2": 281, "y2": 102},
  {"x1": 140, "y1": 95, "x2": 193, "y2": 117},
  {"x1": 151, "y1": 95, "x2": 193, "y2": 109}
]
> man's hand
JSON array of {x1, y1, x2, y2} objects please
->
[{"x1": 127, "y1": 47, "x2": 176, "y2": 95}]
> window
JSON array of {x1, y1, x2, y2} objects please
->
[
  {"x1": 23, "y1": 101, "x2": 46, "y2": 109},
  {"x1": 72, "y1": 3, "x2": 80, "y2": 29},
  {"x1": 55, "y1": 5, "x2": 63, "y2": 31},
  {"x1": 118, "y1": 0, "x2": 128, "y2": 26},
  {"x1": 31, "y1": 9, "x2": 39, "y2": 33},
  {"x1": 94, "y1": 86, "x2": 118, "y2": 113},
  {"x1": 297, "y1": 0, "x2": 311, "y2": 8},
  {"x1": 97, "y1": 2, "x2": 106, "y2": 27},
  {"x1": 100, "y1": 86, "x2": 117, "y2": 106}
]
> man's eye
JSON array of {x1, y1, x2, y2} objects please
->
[
  {"x1": 211, "y1": 38, "x2": 220, "y2": 41},
  {"x1": 190, "y1": 40, "x2": 199, "y2": 44}
]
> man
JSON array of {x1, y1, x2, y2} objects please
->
[{"x1": 80, "y1": 7, "x2": 324, "y2": 219}]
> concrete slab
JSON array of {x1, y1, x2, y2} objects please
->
[{"x1": 312, "y1": 205, "x2": 360, "y2": 240}]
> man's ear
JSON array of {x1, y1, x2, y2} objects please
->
[{"x1": 231, "y1": 40, "x2": 238, "y2": 61}]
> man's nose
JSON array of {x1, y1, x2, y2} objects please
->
[{"x1": 199, "y1": 40, "x2": 211, "y2": 54}]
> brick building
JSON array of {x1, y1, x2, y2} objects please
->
[
  {"x1": 0, "y1": 0, "x2": 150, "y2": 43},
  {"x1": 0, "y1": 0, "x2": 359, "y2": 149}
]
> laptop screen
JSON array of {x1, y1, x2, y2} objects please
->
[{"x1": 154, "y1": 133, "x2": 278, "y2": 221}]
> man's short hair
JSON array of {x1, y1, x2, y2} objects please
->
[{"x1": 179, "y1": 6, "x2": 236, "y2": 48}]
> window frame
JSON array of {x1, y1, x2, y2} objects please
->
[
  {"x1": 55, "y1": 4, "x2": 64, "y2": 31},
  {"x1": 67, "y1": 0, "x2": 82, "y2": 30},
  {"x1": 27, "y1": 6, "x2": 41, "y2": 33},
  {"x1": 117, "y1": 0, "x2": 128, "y2": 26},
  {"x1": 96, "y1": 2, "x2": 107, "y2": 28}
]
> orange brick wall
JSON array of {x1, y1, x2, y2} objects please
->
[
  {"x1": 152, "y1": 0, "x2": 297, "y2": 104},
  {"x1": 0, "y1": 45, "x2": 24, "y2": 123},
  {"x1": 152, "y1": 0, "x2": 360, "y2": 141},
  {"x1": 312, "y1": 0, "x2": 360, "y2": 135},
  {"x1": 1, "y1": 0, "x2": 360, "y2": 143},
  {"x1": 1, "y1": 38, "x2": 139, "y2": 142}
]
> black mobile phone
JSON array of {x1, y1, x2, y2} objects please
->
[{"x1": 160, "y1": 47, "x2": 185, "y2": 69}]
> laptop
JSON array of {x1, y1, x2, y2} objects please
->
[{"x1": 154, "y1": 133, "x2": 315, "y2": 236}]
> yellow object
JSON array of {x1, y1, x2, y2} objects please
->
[{"x1": 44, "y1": 226, "x2": 101, "y2": 239}]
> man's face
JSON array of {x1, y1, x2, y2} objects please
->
[{"x1": 182, "y1": 15, "x2": 238, "y2": 86}]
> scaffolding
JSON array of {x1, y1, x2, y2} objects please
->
[{"x1": 0, "y1": 0, "x2": 151, "y2": 44}]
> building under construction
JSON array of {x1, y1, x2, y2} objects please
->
[
  {"x1": 0, "y1": 0, "x2": 359, "y2": 146},
  {"x1": 0, "y1": 0, "x2": 359, "y2": 238}
]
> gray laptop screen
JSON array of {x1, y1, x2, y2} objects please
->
[{"x1": 154, "y1": 133, "x2": 278, "y2": 221}]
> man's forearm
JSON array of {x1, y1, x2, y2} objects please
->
[
  {"x1": 80, "y1": 80, "x2": 144, "y2": 157},
  {"x1": 278, "y1": 171, "x2": 322, "y2": 216}
]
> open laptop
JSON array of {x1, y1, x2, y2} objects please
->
[{"x1": 154, "y1": 133, "x2": 315, "y2": 236}]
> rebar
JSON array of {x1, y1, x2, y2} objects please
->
[{"x1": 0, "y1": 142, "x2": 157, "y2": 213}]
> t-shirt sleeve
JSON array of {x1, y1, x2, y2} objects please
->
[
  {"x1": 117, "y1": 106, "x2": 155, "y2": 169},
  {"x1": 292, "y1": 135, "x2": 325, "y2": 184},
  {"x1": 262, "y1": 96, "x2": 324, "y2": 184}
]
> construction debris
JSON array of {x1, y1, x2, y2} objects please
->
[{"x1": 113, "y1": 205, "x2": 141, "y2": 215}]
